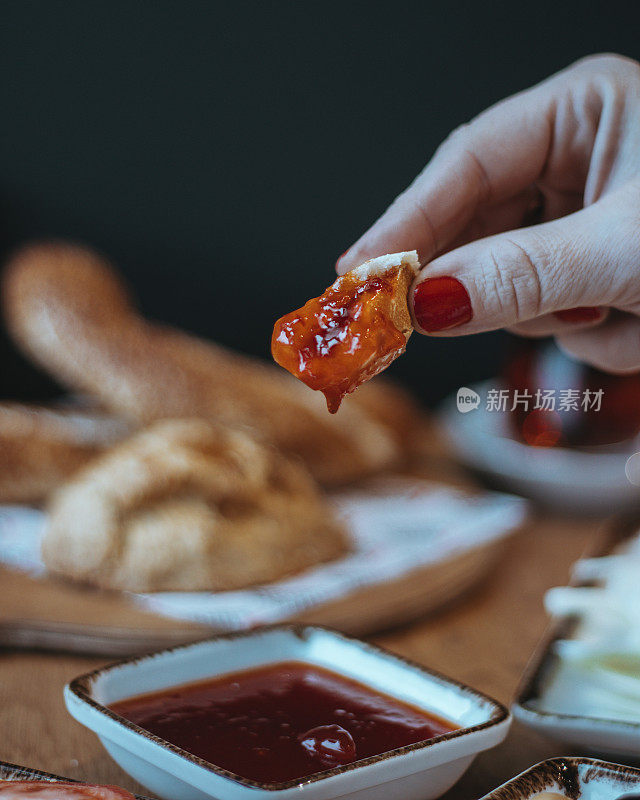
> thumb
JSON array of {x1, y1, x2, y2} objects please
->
[{"x1": 410, "y1": 188, "x2": 639, "y2": 335}]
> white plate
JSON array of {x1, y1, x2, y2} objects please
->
[
  {"x1": 514, "y1": 519, "x2": 640, "y2": 758},
  {"x1": 439, "y1": 381, "x2": 640, "y2": 513},
  {"x1": 514, "y1": 617, "x2": 640, "y2": 758},
  {"x1": 479, "y1": 757, "x2": 640, "y2": 800},
  {"x1": 65, "y1": 624, "x2": 511, "y2": 800}
]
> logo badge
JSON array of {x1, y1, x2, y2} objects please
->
[{"x1": 456, "y1": 387, "x2": 480, "y2": 413}]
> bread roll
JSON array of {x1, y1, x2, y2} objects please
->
[{"x1": 43, "y1": 419, "x2": 349, "y2": 592}]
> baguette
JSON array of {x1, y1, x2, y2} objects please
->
[
  {"x1": 0, "y1": 402, "x2": 130, "y2": 504},
  {"x1": 2, "y1": 242, "x2": 407, "y2": 485},
  {"x1": 43, "y1": 419, "x2": 349, "y2": 592}
]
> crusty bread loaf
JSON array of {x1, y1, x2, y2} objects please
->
[
  {"x1": 43, "y1": 419, "x2": 349, "y2": 592},
  {"x1": 0, "y1": 402, "x2": 130, "y2": 504},
  {"x1": 1, "y1": 241, "x2": 411, "y2": 485}
]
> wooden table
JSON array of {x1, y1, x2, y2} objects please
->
[{"x1": 0, "y1": 509, "x2": 608, "y2": 798}]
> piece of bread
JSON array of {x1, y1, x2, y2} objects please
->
[
  {"x1": 0, "y1": 402, "x2": 131, "y2": 504},
  {"x1": 43, "y1": 418, "x2": 349, "y2": 592},
  {"x1": 272, "y1": 252, "x2": 420, "y2": 412},
  {"x1": 1, "y1": 241, "x2": 410, "y2": 485}
]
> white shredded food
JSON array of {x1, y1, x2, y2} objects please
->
[{"x1": 538, "y1": 533, "x2": 640, "y2": 721}]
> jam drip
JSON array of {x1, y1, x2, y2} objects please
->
[{"x1": 272, "y1": 271, "x2": 407, "y2": 412}]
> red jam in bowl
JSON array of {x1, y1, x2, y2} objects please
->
[{"x1": 110, "y1": 661, "x2": 456, "y2": 784}]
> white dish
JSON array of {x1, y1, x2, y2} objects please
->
[
  {"x1": 65, "y1": 624, "x2": 511, "y2": 800},
  {"x1": 516, "y1": 666, "x2": 640, "y2": 757},
  {"x1": 478, "y1": 757, "x2": 640, "y2": 800},
  {"x1": 514, "y1": 519, "x2": 640, "y2": 758},
  {"x1": 439, "y1": 380, "x2": 640, "y2": 513},
  {"x1": 515, "y1": 616, "x2": 640, "y2": 757}
]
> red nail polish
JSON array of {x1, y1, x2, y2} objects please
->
[
  {"x1": 554, "y1": 307, "x2": 601, "y2": 323},
  {"x1": 413, "y1": 277, "x2": 473, "y2": 332}
]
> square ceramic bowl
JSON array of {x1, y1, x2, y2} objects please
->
[
  {"x1": 514, "y1": 614, "x2": 640, "y2": 757},
  {"x1": 65, "y1": 624, "x2": 510, "y2": 800},
  {"x1": 478, "y1": 757, "x2": 640, "y2": 800},
  {"x1": 514, "y1": 518, "x2": 640, "y2": 758}
]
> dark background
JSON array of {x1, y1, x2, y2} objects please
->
[{"x1": 1, "y1": 1, "x2": 639, "y2": 407}]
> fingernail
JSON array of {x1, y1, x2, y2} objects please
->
[
  {"x1": 412, "y1": 276, "x2": 473, "y2": 332},
  {"x1": 554, "y1": 306, "x2": 601, "y2": 323}
]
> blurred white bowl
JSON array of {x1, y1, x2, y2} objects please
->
[
  {"x1": 439, "y1": 381, "x2": 640, "y2": 513},
  {"x1": 478, "y1": 757, "x2": 640, "y2": 800}
]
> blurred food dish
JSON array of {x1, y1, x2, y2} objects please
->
[
  {"x1": 477, "y1": 758, "x2": 640, "y2": 800},
  {"x1": 0, "y1": 477, "x2": 525, "y2": 637},
  {"x1": 0, "y1": 782, "x2": 134, "y2": 800},
  {"x1": 0, "y1": 761, "x2": 145, "y2": 800},
  {"x1": 504, "y1": 340, "x2": 640, "y2": 448},
  {"x1": 44, "y1": 418, "x2": 349, "y2": 592},
  {"x1": 515, "y1": 518, "x2": 640, "y2": 756},
  {"x1": 440, "y1": 381, "x2": 640, "y2": 513},
  {"x1": 2, "y1": 241, "x2": 426, "y2": 486},
  {"x1": 0, "y1": 401, "x2": 130, "y2": 504},
  {"x1": 0, "y1": 239, "x2": 519, "y2": 631}
]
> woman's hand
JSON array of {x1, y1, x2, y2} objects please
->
[{"x1": 336, "y1": 54, "x2": 640, "y2": 373}]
